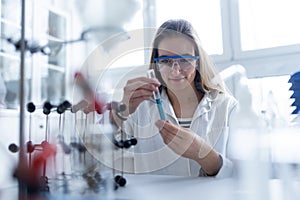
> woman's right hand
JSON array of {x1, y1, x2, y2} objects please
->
[{"x1": 121, "y1": 77, "x2": 160, "y2": 116}]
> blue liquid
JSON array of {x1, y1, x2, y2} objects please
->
[{"x1": 155, "y1": 99, "x2": 166, "y2": 120}]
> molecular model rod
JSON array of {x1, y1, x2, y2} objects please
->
[{"x1": 18, "y1": 0, "x2": 28, "y2": 198}]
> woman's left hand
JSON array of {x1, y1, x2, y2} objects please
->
[
  {"x1": 155, "y1": 120, "x2": 207, "y2": 161},
  {"x1": 155, "y1": 120, "x2": 222, "y2": 175}
]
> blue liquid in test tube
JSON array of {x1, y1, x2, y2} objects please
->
[{"x1": 147, "y1": 69, "x2": 166, "y2": 120}]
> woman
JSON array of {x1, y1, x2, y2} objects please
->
[{"x1": 112, "y1": 19, "x2": 237, "y2": 177}]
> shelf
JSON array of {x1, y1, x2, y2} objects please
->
[
  {"x1": 44, "y1": 63, "x2": 65, "y2": 73},
  {"x1": 0, "y1": 52, "x2": 32, "y2": 64},
  {"x1": 47, "y1": 34, "x2": 64, "y2": 43},
  {"x1": 0, "y1": 108, "x2": 20, "y2": 117},
  {"x1": 0, "y1": 1, "x2": 70, "y2": 111},
  {"x1": 0, "y1": 18, "x2": 21, "y2": 29},
  {"x1": 0, "y1": 51, "x2": 19, "y2": 61}
]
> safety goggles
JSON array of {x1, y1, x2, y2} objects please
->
[{"x1": 154, "y1": 55, "x2": 199, "y2": 72}]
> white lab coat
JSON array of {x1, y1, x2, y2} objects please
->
[{"x1": 123, "y1": 89, "x2": 237, "y2": 178}]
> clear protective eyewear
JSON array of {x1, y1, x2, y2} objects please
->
[{"x1": 154, "y1": 55, "x2": 199, "y2": 72}]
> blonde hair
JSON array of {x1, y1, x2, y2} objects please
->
[{"x1": 149, "y1": 19, "x2": 224, "y2": 93}]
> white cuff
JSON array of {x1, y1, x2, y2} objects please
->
[{"x1": 215, "y1": 154, "x2": 233, "y2": 178}]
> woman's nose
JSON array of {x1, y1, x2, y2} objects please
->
[{"x1": 171, "y1": 61, "x2": 181, "y2": 73}]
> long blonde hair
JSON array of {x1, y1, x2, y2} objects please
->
[{"x1": 149, "y1": 19, "x2": 224, "y2": 93}]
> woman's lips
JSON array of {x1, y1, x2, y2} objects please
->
[{"x1": 169, "y1": 77, "x2": 185, "y2": 81}]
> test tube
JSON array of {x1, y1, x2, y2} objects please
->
[{"x1": 147, "y1": 69, "x2": 166, "y2": 120}]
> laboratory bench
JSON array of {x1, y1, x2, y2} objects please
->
[{"x1": 1, "y1": 174, "x2": 300, "y2": 200}]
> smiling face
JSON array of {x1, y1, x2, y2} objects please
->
[{"x1": 157, "y1": 36, "x2": 197, "y2": 91}]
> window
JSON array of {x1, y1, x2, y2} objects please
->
[
  {"x1": 239, "y1": 0, "x2": 300, "y2": 51},
  {"x1": 155, "y1": 0, "x2": 223, "y2": 55}
]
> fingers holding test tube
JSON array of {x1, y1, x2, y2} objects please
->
[{"x1": 121, "y1": 77, "x2": 161, "y2": 116}]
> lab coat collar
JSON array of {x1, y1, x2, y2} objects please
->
[
  {"x1": 160, "y1": 89, "x2": 220, "y2": 120},
  {"x1": 160, "y1": 89, "x2": 176, "y2": 120}
]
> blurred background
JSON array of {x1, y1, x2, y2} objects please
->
[{"x1": 0, "y1": 0, "x2": 300, "y2": 198}]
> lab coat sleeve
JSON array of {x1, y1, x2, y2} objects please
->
[
  {"x1": 214, "y1": 154, "x2": 233, "y2": 178},
  {"x1": 123, "y1": 111, "x2": 138, "y2": 137},
  {"x1": 215, "y1": 99, "x2": 238, "y2": 178},
  {"x1": 122, "y1": 100, "x2": 152, "y2": 137}
]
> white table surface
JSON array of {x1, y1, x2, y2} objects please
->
[
  {"x1": 0, "y1": 174, "x2": 234, "y2": 200},
  {"x1": 114, "y1": 174, "x2": 234, "y2": 200},
  {"x1": 1, "y1": 174, "x2": 300, "y2": 200}
]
